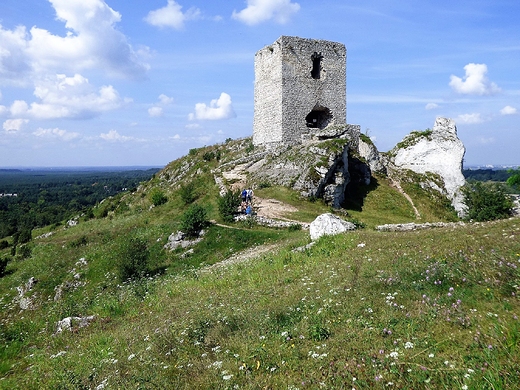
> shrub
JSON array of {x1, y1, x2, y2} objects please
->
[
  {"x1": 117, "y1": 236, "x2": 150, "y2": 282},
  {"x1": 203, "y1": 151, "x2": 215, "y2": 161},
  {"x1": 288, "y1": 223, "x2": 302, "y2": 231},
  {"x1": 462, "y1": 181, "x2": 513, "y2": 221},
  {"x1": 180, "y1": 204, "x2": 209, "y2": 237},
  {"x1": 17, "y1": 244, "x2": 32, "y2": 259},
  {"x1": 0, "y1": 240, "x2": 9, "y2": 250},
  {"x1": 149, "y1": 188, "x2": 168, "y2": 206},
  {"x1": 0, "y1": 256, "x2": 10, "y2": 277},
  {"x1": 258, "y1": 181, "x2": 272, "y2": 189},
  {"x1": 179, "y1": 182, "x2": 197, "y2": 205},
  {"x1": 218, "y1": 190, "x2": 241, "y2": 223}
]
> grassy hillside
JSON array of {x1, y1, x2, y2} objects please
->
[{"x1": 1, "y1": 140, "x2": 518, "y2": 389}]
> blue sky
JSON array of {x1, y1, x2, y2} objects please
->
[{"x1": 0, "y1": 0, "x2": 518, "y2": 167}]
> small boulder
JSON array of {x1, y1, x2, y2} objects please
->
[{"x1": 310, "y1": 213, "x2": 355, "y2": 240}]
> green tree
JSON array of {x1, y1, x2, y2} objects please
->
[
  {"x1": 462, "y1": 181, "x2": 513, "y2": 221},
  {"x1": 180, "y1": 204, "x2": 209, "y2": 237},
  {"x1": 507, "y1": 168, "x2": 520, "y2": 188},
  {"x1": 218, "y1": 189, "x2": 241, "y2": 223}
]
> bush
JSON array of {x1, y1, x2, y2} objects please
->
[
  {"x1": 17, "y1": 244, "x2": 32, "y2": 259},
  {"x1": 462, "y1": 182, "x2": 513, "y2": 221},
  {"x1": 149, "y1": 188, "x2": 168, "y2": 206},
  {"x1": 218, "y1": 190, "x2": 241, "y2": 223},
  {"x1": 0, "y1": 240, "x2": 9, "y2": 250},
  {"x1": 180, "y1": 204, "x2": 209, "y2": 237},
  {"x1": 179, "y1": 182, "x2": 197, "y2": 205},
  {"x1": 117, "y1": 236, "x2": 150, "y2": 282},
  {"x1": 0, "y1": 256, "x2": 10, "y2": 277}
]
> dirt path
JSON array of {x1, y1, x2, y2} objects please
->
[
  {"x1": 389, "y1": 178, "x2": 421, "y2": 219},
  {"x1": 220, "y1": 162, "x2": 300, "y2": 221}
]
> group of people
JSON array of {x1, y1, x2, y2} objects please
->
[{"x1": 240, "y1": 188, "x2": 254, "y2": 215}]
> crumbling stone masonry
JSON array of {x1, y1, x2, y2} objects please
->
[{"x1": 253, "y1": 36, "x2": 348, "y2": 147}]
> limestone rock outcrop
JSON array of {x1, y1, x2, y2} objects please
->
[
  {"x1": 310, "y1": 213, "x2": 355, "y2": 240},
  {"x1": 387, "y1": 117, "x2": 466, "y2": 215}
]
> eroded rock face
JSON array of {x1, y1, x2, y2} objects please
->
[
  {"x1": 310, "y1": 213, "x2": 355, "y2": 240},
  {"x1": 389, "y1": 117, "x2": 466, "y2": 215}
]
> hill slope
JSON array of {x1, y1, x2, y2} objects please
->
[{"x1": 0, "y1": 138, "x2": 518, "y2": 389}]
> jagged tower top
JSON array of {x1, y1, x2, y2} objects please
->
[{"x1": 253, "y1": 36, "x2": 347, "y2": 147}]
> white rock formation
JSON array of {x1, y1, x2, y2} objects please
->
[
  {"x1": 310, "y1": 213, "x2": 355, "y2": 240},
  {"x1": 391, "y1": 117, "x2": 466, "y2": 215}
]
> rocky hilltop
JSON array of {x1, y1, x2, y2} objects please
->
[{"x1": 211, "y1": 117, "x2": 466, "y2": 216}]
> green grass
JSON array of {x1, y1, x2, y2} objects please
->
[
  {"x1": 1, "y1": 143, "x2": 518, "y2": 389},
  {"x1": 1, "y1": 215, "x2": 518, "y2": 389}
]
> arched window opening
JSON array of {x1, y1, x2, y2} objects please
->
[
  {"x1": 306, "y1": 106, "x2": 332, "y2": 129},
  {"x1": 311, "y1": 52, "x2": 323, "y2": 79}
]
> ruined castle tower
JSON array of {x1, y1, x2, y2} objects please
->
[{"x1": 253, "y1": 36, "x2": 347, "y2": 147}]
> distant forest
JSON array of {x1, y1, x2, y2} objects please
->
[
  {"x1": 0, "y1": 169, "x2": 160, "y2": 242},
  {"x1": 463, "y1": 169, "x2": 512, "y2": 182}
]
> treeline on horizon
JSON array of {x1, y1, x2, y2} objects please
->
[
  {"x1": 463, "y1": 168, "x2": 516, "y2": 182},
  {"x1": 0, "y1": 169, "x2": 159, "y2": 245}
]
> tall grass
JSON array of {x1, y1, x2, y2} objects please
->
[{"x1": 1, "y1": 215, "x2": 518, "y2": 389}]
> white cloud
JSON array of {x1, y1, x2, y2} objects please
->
[
  {"x1": 425, "y1": 103, "x2": 439, "y2": 110},
  {"x1": 189, "y1": 92, "x2": 236, "y2": 121},
  {"x1": 185, "y1": 123, "x2": 201, "y2": 129},
  {"x1": 33, "y1": 127, "x2": 80, "y2": 141},
  {"x1": 456, "y1": 113, "x2": 484, "y2": 124},
  {"x1": 500, "y1": 105, "x2": 517, "y2": 115},
  {"x1": 148, "y1": 106, "x2": 163, "y2": 117},
  {"x1": 0, "y1": 25, "x2": 31, "y2": 84},
  {"x1": 158, "y1": 94, "x2": 174, "y2": 105},
  {"x1": 232, "y1": 0, "x2": 300, "y2": 25},
  {"x1": 478, "y1": 137, "x2": 495, "y2": 145},
  {"x1": 3, "y1": 118, "x2": 29, "y2": 133},
  {"x1": 449, "y1": 63, "x2": 501, "y2": 95},
  {"x1": 0, "y1": 0, "x2": 148, "y2": 84},
  {"x1": 10, "y1": 100, "x2": 29, "y2": 116},
  {"x1": 27, "y1": 74, "x2": 125, "y2": 119},
  {"x1": 0, "y1": 106, "x2": 7, "y2": 116},
  {"x1": 144, "y1": 0, "x2": 201, "y2": 29},
  {"x1": 100, "y1": 129, "x2": 135, "y2": 142}
]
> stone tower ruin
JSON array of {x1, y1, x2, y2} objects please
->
[{"x1": 253, "y1": 36, "x2": 347, "y2": 147}]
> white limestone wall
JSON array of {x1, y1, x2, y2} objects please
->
[{"x1": 393, "y1": 117, "x2": 466, "y2": 214}]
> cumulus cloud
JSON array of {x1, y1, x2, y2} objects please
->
[
  {"x1": 158, "y1": 94, "x2": 174, "y2": 105},
  {"x1": 449, "y1": 63, "x2": 501, "y2": 95},
  {"x1": 148, "y1": 107, "x2": 163, "y2": 117},
  {"x1": 144, "y1": 0, "x2": 201, "y2": 29},
  {"x1": 33, "y1": 127, "x2": 80, "y2": 141},
  {"x1": 232, "y1": 0, "x2": 300, "y2": 25},
  {"x1": 3, "y1": 118, "x2": 29, "y2": 133},
  {"x1": 99, "y1": 129, "x2": 136, "y2": 142},
  {"x1": 189, "y1": 92, "x2": 236, "y2": 121},
  {"x1": 0, "y1": 0, "x2": 148, "y2": 83},
  {"x1": 456, "y1": 113, "x2": 484, "y2": 124},
  {"x1": 0, "y1": 25, "x2": 31, "y2": 84},
  {"x1": 25, "y1": 74, "x2": 126, "y2": 119},
  {"x1": 500, "y1": 105, "x2": 517, "y2": 115},
  {"x1": 425, "y1": 103, "x2": 439, "y2": 110},
  {"x1": 148, "y1": 94, "x2": 174, "y2": 117},
  {"x1": 10, "y1": 100, "x2": 29, "y2": 116}
]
